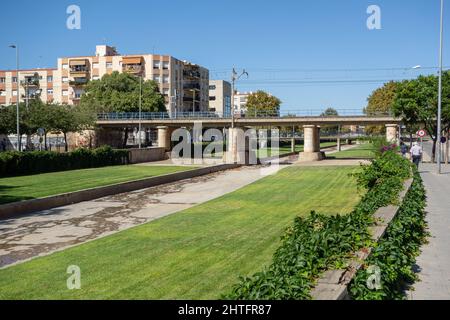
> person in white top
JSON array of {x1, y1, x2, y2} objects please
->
[{"x1": 410, "y1": 142, "x2": 422, "y2": 168}]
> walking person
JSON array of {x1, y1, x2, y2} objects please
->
[
  {"x1": 410, "y1": 142, "x2": 422, "y2": 169},
  {"x1": 400, "y1": 141, "x2": 409, "y2": 158}
]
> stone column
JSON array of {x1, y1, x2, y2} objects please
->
[
  {"x1": 224, "y1": 127, "x2": 257, "y2": 165},
  {"x1": 298, "y1": 125, "x2": 325, "y2": 162},
  {"x1": 157, "y1": 126, "x2": 173, "y2": 151},
  {"x1": 386, "y1": 124, "x2": 398, "y2": 144}
]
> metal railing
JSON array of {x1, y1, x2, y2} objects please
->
[{"x1": 97, "y1": 109, "x2": 392, "y2": 121}]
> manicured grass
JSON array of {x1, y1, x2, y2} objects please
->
[
  {"x1": 0, "y1": 165, "x2": 195, "y2": 205},
  {"x1": 258, "y1": 141, "x2": 338, "y2": 157},
  {"x1": 329, "y1": 143, "x2": 375, "y2": 159},
  {"x1": 0, "y1": 165, "x2": 361, "y2": 299}
]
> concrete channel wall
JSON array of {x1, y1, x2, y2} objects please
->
[{"x1": 0, "y1": 163, "x2": 240, "y2": 220}]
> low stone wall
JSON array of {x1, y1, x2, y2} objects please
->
[
  {"x1": 310, "y1": 178, "x2": 414, "y2": 300},
  {"x1": 0, "y1": 163, "x2": 240, "y2": 220},
  {"x1": 128, "y1": 147, "x2": 166, "y2": 163}
]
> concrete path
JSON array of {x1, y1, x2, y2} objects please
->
[
  {"x1": 0, "y1": 166, "x2": 269, "y2": 269},
  {"x1": 409, "y1": 144, "x2": 450, "y2": 299}
]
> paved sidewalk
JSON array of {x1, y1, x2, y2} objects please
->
[{"x1": 409, "y1": 163, "x2": 450, "y2": 300}]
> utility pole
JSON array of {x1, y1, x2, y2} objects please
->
[
  {"x1": 9, "y1": 45, "x2": 20, "y2": 151},
  {"x1": 437, "y1": 0, "x2": 444, "y2": 174},
  {"x1": 231, "y1": 68, "x2": 248, "y2": 128}
]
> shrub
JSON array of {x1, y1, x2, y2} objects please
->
[
  {"x1": 224, "y1": 150, "x2": 413, "y2": 300},
  {"x1": 348, "y1": 171, "x2": 428, "y2": 300},
  {"x1": 0, "y1": 146, "x2": 129, "y2": 177}
]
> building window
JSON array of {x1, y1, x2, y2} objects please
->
[
  {"x1": 153, "y1": 75, "x2": 161, "y2": 83},
  {"x1": 163, "y1": 88, "x2": 170, "y2": 96},
  {"x1": 92, "y1": 63, "x2": 99, "y2": 69},
  {"x1": 12, "y1": 77, "x2": 18, "y2": 83},
  {"x1": 47, "y1": 76, "x2": 53, "y2": 82},
  {"x1": 209, "y1": 85, "x2": 216, "y2": 90},
  {"x1": 0, "y1": 77, "x2": 6, "y2": 83},
  {"x1": 163, "y1": 75, "x2": 169, "y2": 83},
  {"x1": 209, "y1": 96, "x2": 216, "y2": 101},
  {"x1": 153, "y1": 60, "x2": 161, "y2": 69},
  {"x1": 12, "y1": 90, "x2": 18, "y2": 96},
  {"x1": 163, "y1": 61, "x2": 169, "y2": 70},
  {"x1": 62, "y1": 90, "x2": 68, "y2": 96},
  {"x1": 92, "y1": 76, "x2": 100, "y2": 80},
  {"x1": 62, "y1": 64, "x2": 68, "y2": 70},
  {"x1": 47, "y1": 89, "x2": 53, "y2": 95},
  {"x1": 62, "y1": 77, "x2": 69, "y2": 83},
  {"x1": 106, "y1": 62, "x2": 113, "y2": 68},
  {"x1": 0, "y1": 91, "x2": 6, "y2": 96}
]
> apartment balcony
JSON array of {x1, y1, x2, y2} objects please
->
[
  {"x1": 122, "y1": 64, "x2": 144, "y2": 75},
  {"x1": 69, "y1": 59, "x2": 90, "y2": 77},
  {"x1": 122, "y1": 57, "x2": 144, "y2": 76},
  {"x1": 183, "y1": 83, "x2": 201, "y2": 90},
  {"x1": 183, "y1": 70, "x2": 201, "y2": 78},
  {"x1": 70, "y1": 77, "x2": 89, "y2": 86},
  {"x1": 21, "y1": 78, "x2": 39, "y2": 87}
]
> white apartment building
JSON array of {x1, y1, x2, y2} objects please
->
[
  {"x1": 208, "y1": 80, "x2": 231, "y2": 116},
  {"x1": 0, "y1": 45, "x2": 210, "y2": 114},
  {"x1": 233, "y1": 91, "x2": 254, "y2": 115}
]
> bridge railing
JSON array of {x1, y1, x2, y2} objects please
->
[{"x1": 97, "y1": 109, "x2": 392, "y2": 121}]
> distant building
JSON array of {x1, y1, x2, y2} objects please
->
[
  {"x1": 233, "y1": 91, "x2": 254, "y2": 114},
  {"x1": 0, "y1": 45, "x2": 210, "y2": 114},
  {"x1": 208, "y1": 80, "x2": 231, "y2": 116}
]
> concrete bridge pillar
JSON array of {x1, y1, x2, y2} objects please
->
[
  {"x1": 386, "y1": 124, "x2": 398, "y2": 144},
  {"x1": 298, "y1": 125, "x2": 325, "y2": 162},
  {"x1": 157, "y1": 126, "x2": 174, "y2": 151},
  {"x1": 224, "y1": 127, "x2": 257, "y2": 165}
]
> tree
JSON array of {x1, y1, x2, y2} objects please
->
[
  {"x1": 392, "y1": 71, "x2": 450, "y2": 162},
  {"x1": 364, "y1": 81, "x2": 399, "y2": 135},
  {"x1": 245, "y1": 91, "x2": 281, "y2": 117},
  {"x1": 320, "y1": 108, "x2": 339, "y2": 135},
  {"x1": 80, "y1": 71, "x2": 166, "y2": 147}
]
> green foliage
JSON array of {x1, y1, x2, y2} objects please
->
[
  {"x1": 364, "y1": 81, "x2": 399, "y2": 135},
  {"x1": 79, "y1": 71, "x2": 166, "y2": 113},
  {"x1": 245, "y1": 91, "x2": 281, "y2": 117},
  {"x1": 224, "y1": 150, "x2": 412, "y2": 300},
  {"x1": 0, "y1": 146, "x2": 129, "y2": 177},
  {"x1": 349, "y1": 172, "x2": 428, "y2": 300}
]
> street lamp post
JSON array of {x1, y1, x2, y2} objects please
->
[
  {"x1": 9, "y1": 45, "x2": 20, "y2": 151},
  {"x1": 437, "y1": 0, "x2": 445, "y2": 173},
  {"x1": 231, "y1": 68, "x2": 248, "y2": 128}
]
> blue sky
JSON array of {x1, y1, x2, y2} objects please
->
[{"x1": 1, "y1": 0, "x2": 448, "y2": 112}]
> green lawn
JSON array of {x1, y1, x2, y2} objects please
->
[
  {"x1": 0, "y1": 165, "x2": 361, "y2": 299},
  {"x1": 329, "y1": 143, "x2": 375, "y2": 159},
  {"x1": 258, "y1": 141, "x2": 338, "y2": 157},
  {"x1": 0, "y1": 165, "x2": 195, "y2": 205}
]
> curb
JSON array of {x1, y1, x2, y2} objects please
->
[{"x1": 0, "y1": 163, "x2": 241, "y2": 220}]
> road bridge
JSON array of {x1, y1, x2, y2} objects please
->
[{"x1": 94, "y1": 112, "x2": 402, "y2": 162}]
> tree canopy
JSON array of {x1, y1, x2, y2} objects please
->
[
  {"x1": 392, "y1": 71, "x2": 450, "y2": 160},
  {"x1": 245, "y1": 91, "x2": 281, "y2": 117},
  {"x1": 79, "y1": 71, "x2": 166, "y2": 113},
  {"x1": 364, "y1": 81, "x2": 399, "y2": 135}
]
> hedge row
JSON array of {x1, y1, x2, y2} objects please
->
[
  {"x1": 349, "y1": 171, "x2": 428, "y2": 300},
  {"x1": 0, "y1": 146, "x2": 129, "y2": 177},
  {"x1": 223, "y1": 148, "x2": 413, "y2": 300}
]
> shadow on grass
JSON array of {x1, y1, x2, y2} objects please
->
[{"x1": 0, "y1": 185, "x2": 35, "y2": 205}]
